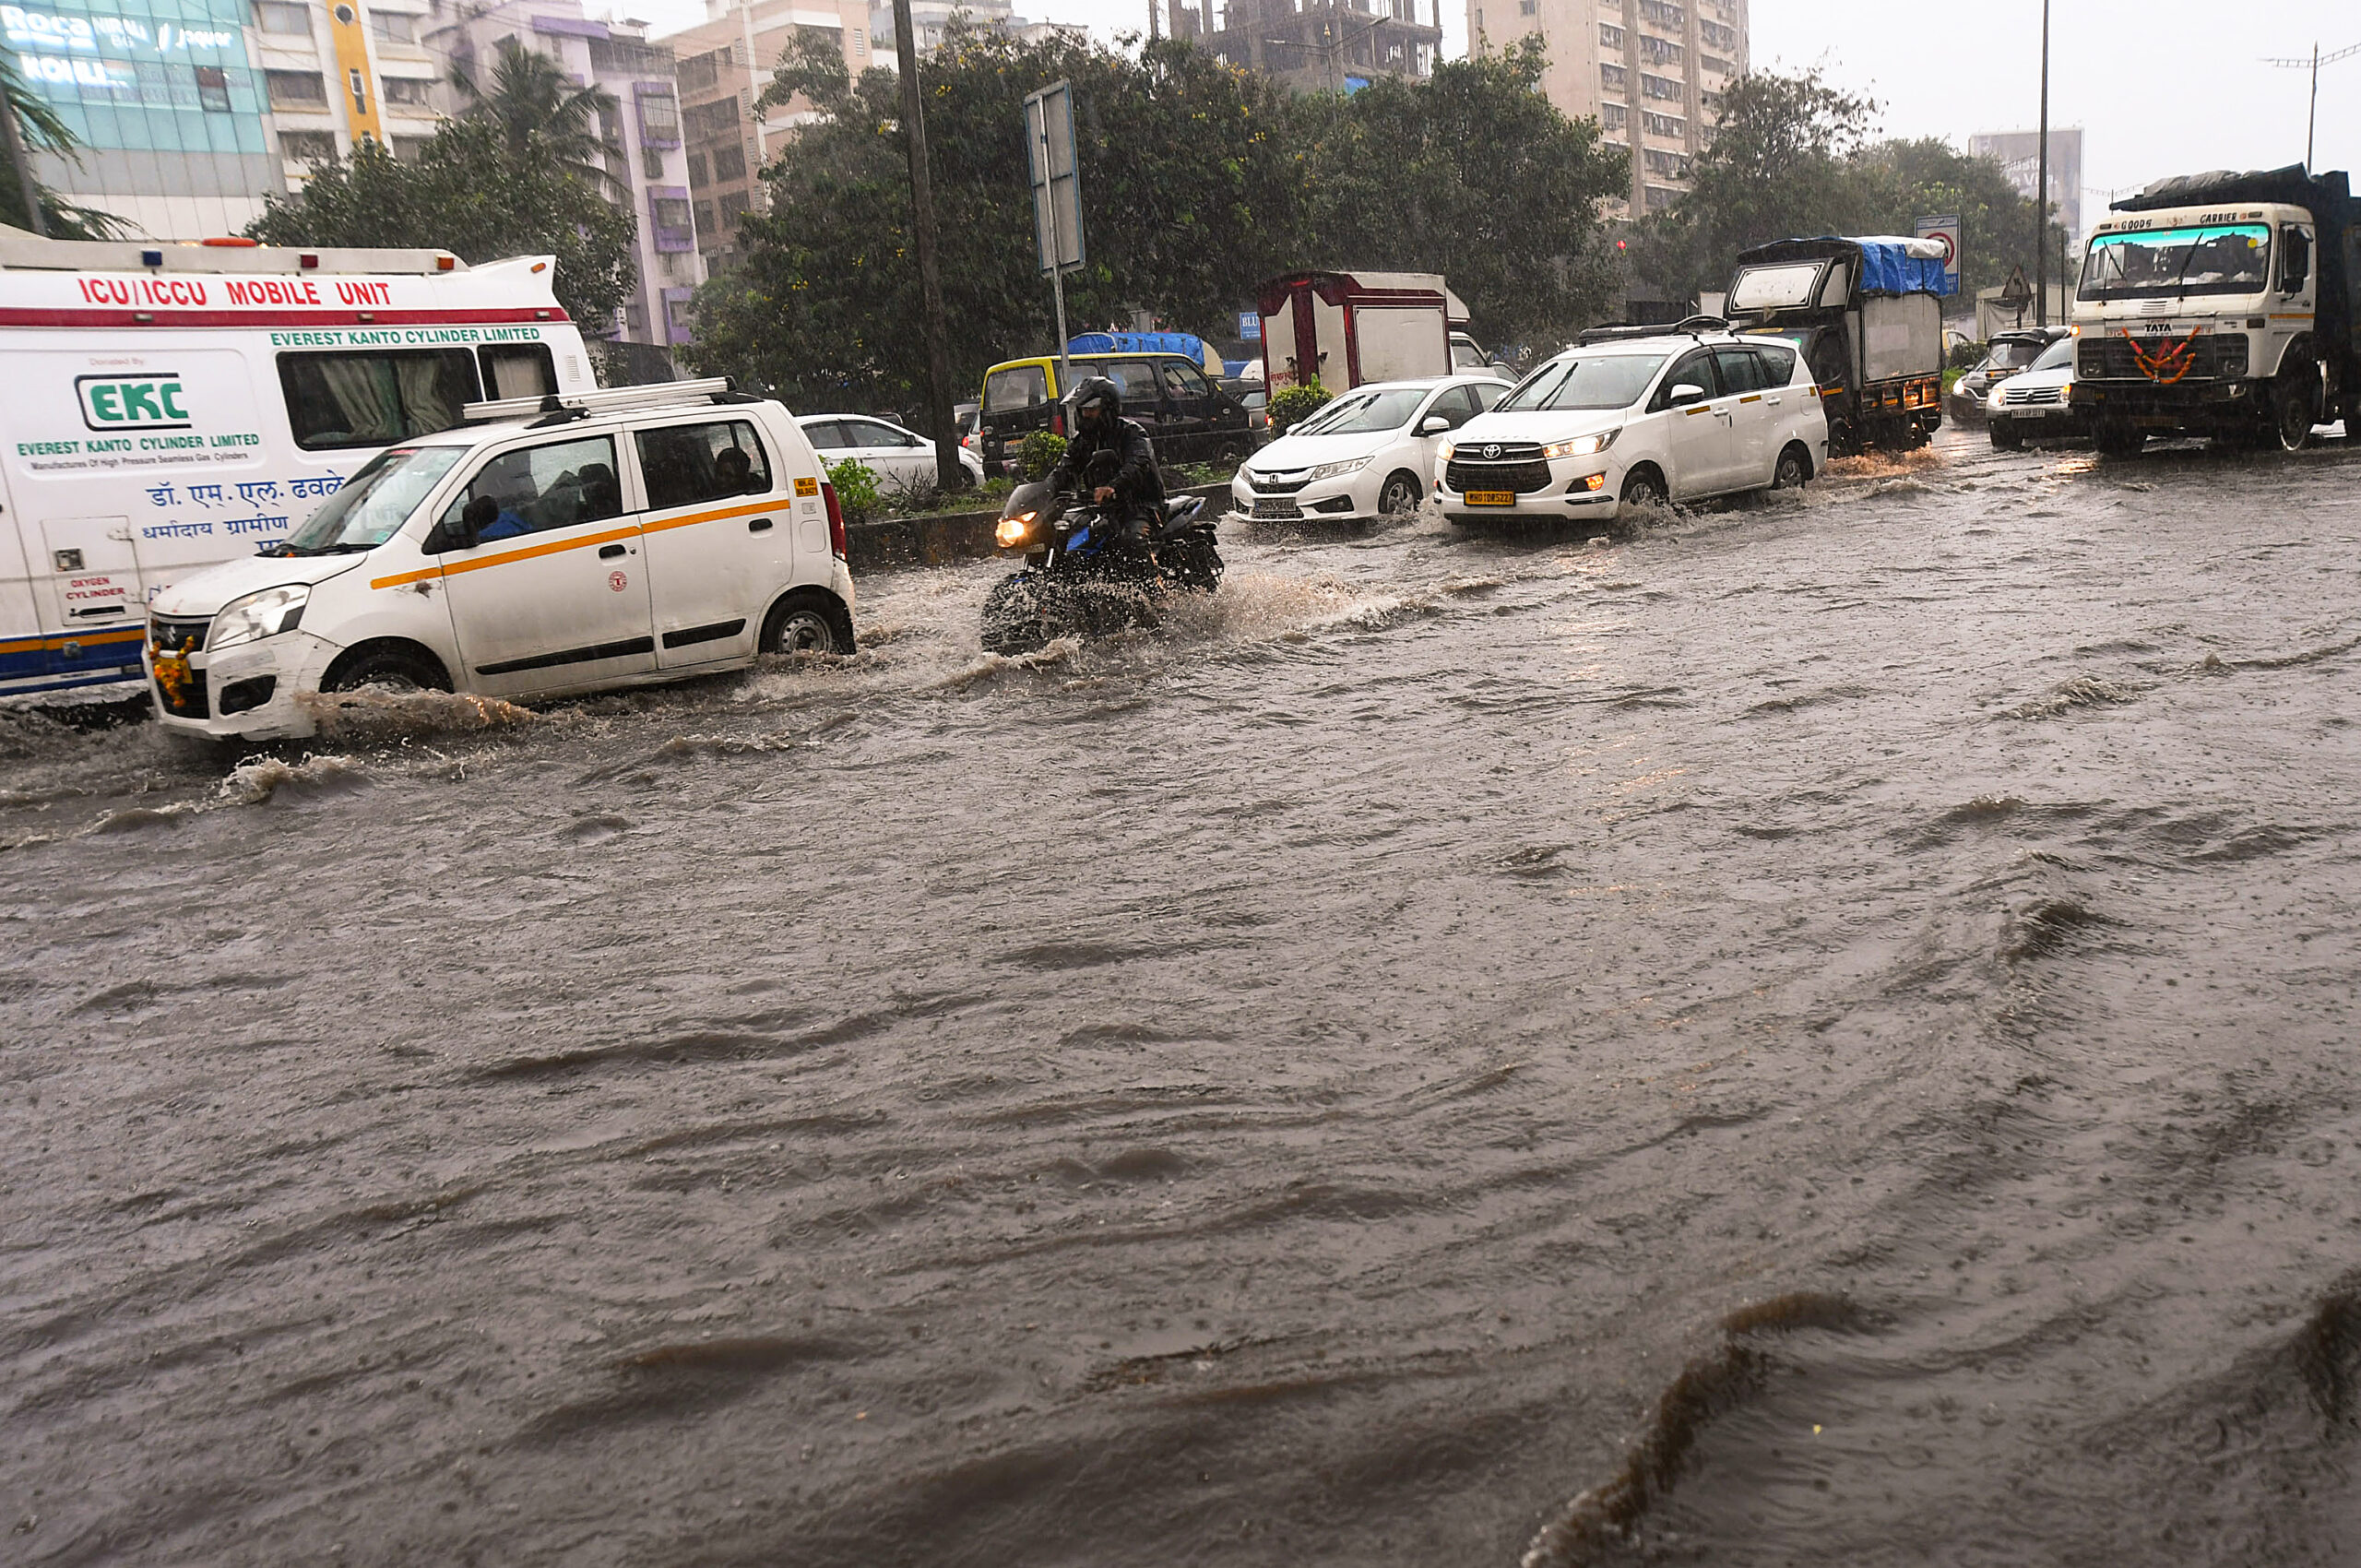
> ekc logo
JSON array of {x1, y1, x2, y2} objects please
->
[{"x1": 77, "y1": 374, "x2": 191, "y2": 432}]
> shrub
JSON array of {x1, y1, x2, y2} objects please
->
[
  {"x1": 1267, "y1": 380, "x2": 1334, "y2": 434},
  {"x1": 825, "y1": 457, "x2": 880, "y2": 525},
  {"x1": 1018, "y1": 429, "x2": 1068, "y2": 481},
  {"x1": 1948, "y1": 339, "x2": 1987, "y2": 371}
]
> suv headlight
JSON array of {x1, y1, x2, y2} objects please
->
[
  {"x1": 1438, "y1": 440, "x2": 1457, "y2": 461},
  {"x1": 209, "y1": 584, "x2": 309, "y2": 650},
  {"x1": 1541, "y1": 430, "x2": 1619, "y2": 460},
  {"x1": 1309, "y1": 456, "x2": 1371, "y2": 481}
]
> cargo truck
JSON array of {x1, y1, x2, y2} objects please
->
[
  {"x1": 2072, "y1": 165, "x2": 2358, "y2": 455},
  {"x1": 1724, "y1": 236, "x2": 1950, "y2": 455},
  {"x1": 1254, "y1": 270, "x2": 1471, "y2": 395}
]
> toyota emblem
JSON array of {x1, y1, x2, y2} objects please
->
[{"x1": 1482, "y1": 444, "x2": 1501, "y2": 459}]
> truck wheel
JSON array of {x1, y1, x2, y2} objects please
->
[
  {"x1": 1989, "y1": 422, "x2": 2023, "y2": 451},
  {"x1": 2272, "y1": 360, "x2": 2321, "y2": 452},
  {"x1": 2094, "y1": 424, "x2": 2144, "y2": 458}
]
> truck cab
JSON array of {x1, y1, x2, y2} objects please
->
[{"x1": 2072, "y1": 166, "x2": 2359, "y2": 454}]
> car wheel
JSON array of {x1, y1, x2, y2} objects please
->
[
  {"x1": 760, "y1": 591, "x2": 854, "y2": 655},
  {"x1": 322, "y1": 645, "x2": 449, "y2": 694},
  {"x1": 1989, "y1": 422, "x2": 2024, "y2": 451},
  {"x1": 1377, "y1": 470, "x2": 1423, "y2": 517},
  {"x1": 1619, "y1": 467, "x2": 1667, "y2": 512},
  {"x1": 1772, "y1": 443, "x2": 1812, "y2": 489}
]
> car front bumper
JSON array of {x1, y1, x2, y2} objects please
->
[
  {"x1": 1432, "y1": 453, "x2": 1621, "y2": 523},
  {"x1": 146, "y1": 627, "x2": 338, "y2": 741},
  {"x1": 1229, "y1": 466, "x2": 1384, "y2": 522}
]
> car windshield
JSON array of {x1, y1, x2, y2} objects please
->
[
  {"x1": 1988, "y1": 339, "x2": 2047, "y2": 369},
  {"x1": 1297, "y1": 387, "x2": 1427, "y2": 436},
  {"x1": 1495, "y1": 353, "x2": 1668, "y2": 412},
  {"x1": 274, "y1": 445, "x2": 468, "y2": 554},
  {"x1": 2029, "y1": 339, "x2": 2076, "y2": 373},
  {"x1": 2080, "y1": 224, "x2": 2271, "y2": 301}
]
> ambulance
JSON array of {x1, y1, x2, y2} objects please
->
[{"x1": 0, "y1": 229, "x2": 593, "y2": 702}]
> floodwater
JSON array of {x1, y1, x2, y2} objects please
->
[{"x1": 5, "y1": 425, "x2": 2360, "y2": 1566}]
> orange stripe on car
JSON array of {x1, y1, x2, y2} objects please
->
[{"x1": 371, "y1": 493, "x2": 795, "y2": 590}]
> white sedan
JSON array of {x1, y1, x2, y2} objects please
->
[
  {"x1": 799, "y1": 413, "x2": 986, "y2": 489},
  {"x1": 1230, "y1": 375, "x2": 1507, "y2": 524}
]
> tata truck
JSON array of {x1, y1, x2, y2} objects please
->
[
  {"x1": 2073, "y1": 165, "x2": 2358, "y2": 455},
  {"x1": 1724, "y1": 235, "x2": 1950, "y2": 455}
]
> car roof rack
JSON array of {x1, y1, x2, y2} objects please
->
[
  {"x1": 1572, "y1": 315, "x2": 1730, "y2": 347},
  {"x1": 461, "y1": 376, "x2": 741, "y2": 426}
]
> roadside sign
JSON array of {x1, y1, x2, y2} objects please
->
[
  {"x1": 1239, "y1": 311, "x2": 1261, "y2": 341},
  {"x1": 1025, "y1": 81, "x2": 1083, "y2": 278},
  {"x1": 1998, "y1": 264, "x2": 2033, "y2": 309},
  {"x1": 1916, "y1": 213, "x2": 1962, "y2": 296}
]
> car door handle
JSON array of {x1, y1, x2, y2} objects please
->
[
  {"x1": 599, "y1": 543, "x2": 627, "y2": 559},
  {"x1": 747, "y1": 517, "x2": 773, "y2": 532}
]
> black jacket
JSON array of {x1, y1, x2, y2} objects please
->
[{"x1": 1050, "y1": 417, "x2": 1164, "y2": 516}]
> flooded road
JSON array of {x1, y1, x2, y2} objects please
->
[{"x1": 6, "y1": 427, "x2": 2360, "y2": 1565}]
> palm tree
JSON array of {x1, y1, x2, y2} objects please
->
[
  {"x1": 0, "y1": 52, "x2": 125, "y2": 238},
  {"x1": 447, "y1": 38, "x2": 614, "y2": 186}
]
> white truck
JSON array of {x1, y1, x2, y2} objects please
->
[
  {"x1": 2073, "y1": 165, "x2": 2359, "y2": 455},
  {"x1": 1254, "y1": 270, "x2": 1472, "y2": 394},
  {"x1": 0, "y1": 232, "x2": 593, "y2": 704},
  {"x1": 1724, "y1": 236, "x2": 1950, "y2": 455}
]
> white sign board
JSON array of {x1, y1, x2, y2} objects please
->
[
  {"x1": 1025, "y1": 81, "x2": 1083, "y2": 278},
  {"x1": 1916, "y1": 213, "x2": 1963, "y2": 296}
]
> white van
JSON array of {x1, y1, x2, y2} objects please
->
[
  {"x1": 142, "y1": 380, "x2": 856, "y2": 742},
  {"x1": 1434, "y1": 328, "x2": 1830, "y2": 524},
  {"x1": 0, "y1": 231, "x2": 593, "y2": 703}
]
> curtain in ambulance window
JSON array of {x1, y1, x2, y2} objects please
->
[{"x1": 278, "y1": 350, "x2": 481, "y2": 450}]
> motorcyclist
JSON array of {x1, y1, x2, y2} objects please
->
[{"x1": 1047, "y1": 375, "x2": 1163, "y2": 563}]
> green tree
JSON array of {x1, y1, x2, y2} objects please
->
[
  {"x1": 0, "y1": 53, "x2": 125, "y2": 238},
  {"x1": 1299, "y1": 41, "x2": 1627, "y2": 348},
  {"x1": 245, "y1": 123, "x2": 636, "y2": 326},
  {"x1": 1857, "y1": 137, "x2": 2067, "y2": 307},
  {"x1": 447, "y1": 38, "x2": 614, "y2": 182}
]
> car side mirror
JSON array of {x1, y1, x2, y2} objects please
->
[
  {"x1": 1668, "y1": 383, "x2": 1708, "y2": 408},
  {"x1": 436, "y1": 493, "x2": 495, "y2": 552},
  {"x1": 1419, "y1": 415, "x2": 1452, "y2": 434}
]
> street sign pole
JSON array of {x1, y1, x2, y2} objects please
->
[
  {"x1": 1026, "y1": 82, "x2": 1085, "y2": 398},
  {"x1": 2035, "y1": 0, "x2": 2050, "y2": 327},
  {"x1": 891, "y1": 0, "x2": 964, "y2": 492}
]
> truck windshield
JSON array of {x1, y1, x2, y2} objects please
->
[
  {"x1": 1728, "y1": 261, "x2": 1826, "y2": 312},
  {"x1": 1495, "y1": 354, "x2": 1668, "y2": 412},
  {"x1": 2080, "y1": 224, "x2": 2271, "y2": 301},
  {"x1": 274, "y1": 445, "x2": 468, "y2": 555}
]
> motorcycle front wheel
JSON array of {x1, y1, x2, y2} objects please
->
[
  {"x1": 1158, "y1": 534, "x2": 1224, "y2": 594},
  {"x1": 980, "y1": 575, "x2": 1054, "y2": 655}
]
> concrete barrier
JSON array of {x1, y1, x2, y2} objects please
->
[{"x1": 844, "y1": 481, "x2": 1236, "y2": 574}]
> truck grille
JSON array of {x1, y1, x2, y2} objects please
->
[
  {"x1": 2079, "y1": 334, "x2": 2248, "y2": 381},
  {"x1": 1445, "y1": 457, "x2": 1553, "y2": 494}
]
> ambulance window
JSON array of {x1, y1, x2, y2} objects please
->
[
  {"x1": 635, "y1": 420, "x2": 773, "y2": 509},
  {"x1": 278, "y1": 350, "x2": 482, "y2": 450},
  {"x1": 480, "y1": 344, "x2": 556, "y2": 401},
  {"x1": 436, "y1": 434, "x2": 623, "y2": 544}
]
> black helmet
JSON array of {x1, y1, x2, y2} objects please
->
[{"x1": 1067, "y1": 374, "x2": 1121, "y2": 435}]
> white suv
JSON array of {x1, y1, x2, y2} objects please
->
[
  {"x1": 1434, "y1": 328, "x2": 1829, "y2": 524},
  {"x1": 142, "y1": 380, "x2": 856, "y2": 741}
]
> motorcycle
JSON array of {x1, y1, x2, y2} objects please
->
[{"x1": 980, "y1": 465, "x2": 1224, "y2": 655}]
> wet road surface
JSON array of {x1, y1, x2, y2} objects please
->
[{"x1": 5, "y1": 426, "x2": 2360, "y2": 1565}]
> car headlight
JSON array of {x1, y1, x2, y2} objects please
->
[
  {"x1": 1437, "y1": 441, "x2": 1457, "y2": 461},
  {"x1": 1309, "y1": 456, "x2": 1371, "y2": 481},
  {"x1": 1541, "y1": 431, "x2": 1619, "y2": 460},
  {"x1": 209, "y1": 584, "x2": 308, "y2": 650},
  {"x1": 2058, "y1": 384, "x2": 2074, "y2": 406}
]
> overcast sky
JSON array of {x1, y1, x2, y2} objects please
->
[{"x1": 633, "y1": 0, "x2": 2361, "y2": 222}]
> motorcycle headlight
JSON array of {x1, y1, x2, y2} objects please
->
[
  {"x1": 1309, "y1": 456, "x2": 1372, "y2": 481},
  {"x1": 994, "y1": 510, "x2": 1037, "y2": 548},
  {"x1": 209, "y1": 584, "x2": 308, "y2": 651},
  {"x1": 1541, "y1": 430, "x2": 1619, "y2": 460}
]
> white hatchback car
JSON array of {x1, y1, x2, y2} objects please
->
[
  {"x1": 1435, "y1": 330, "x2": 1829, "y2": 524},
  {"x1": 142, "y1": 380, "x2": 857, "y2": 742},
  {"x1": 799, "y1": 413, "x2": 986, "y2": 489},
  {"x1": 1231, "y1": 375, "x2": 1506, "y2": 524}
]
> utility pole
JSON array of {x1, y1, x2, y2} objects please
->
[
  {"x1": 891, "y1": 0, "x2": 966, "y2": 491},
  {"x1": 2034, "y1": 0, "x2": 2049, "y2": 327},
  {"x1": 1, "y1": 59, "x2": 48, "y2": 238},
  {"x1": 2262, "y1": 42, "x2": 2360, "y2": 169}
]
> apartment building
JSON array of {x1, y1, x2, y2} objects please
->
[
  {"x1": 6, "y1": 0, "x2": 440, "y2": 238},
  {"x1": 659, "y1": 0, "x2": 875, "y2": 277},
  {"x1": 1470, "y1": 0, "x2": 1747, "y2": 216},
  {"x1": 1180, "y1": 0, "x2": 1444, "y2": 93},
  {"x1": 424, "y1": 0, "x2": 706, "y2": 350}
]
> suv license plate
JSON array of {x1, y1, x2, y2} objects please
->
[
  {"x1": 1252, "y1": 498, "x2": 1301, "y2": 518},
  {"x1": 1465, "y1": 491, "x2": 1516, "y2": 506}
]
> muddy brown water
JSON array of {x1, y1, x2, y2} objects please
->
[{"x1": 5, "y1": 428, "x2": 2360, "y2": 1565}]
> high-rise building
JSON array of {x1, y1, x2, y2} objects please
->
[
  {"x1": 1180, "y1": 0, "x2": 1443, "y2": 94},
  {"x1": 1968, "y1": 127, "x2": 2083, "y2": 240},
  {"x1": 7, "y1": 0, "x2": 443, "y2": 238},
  {"x1": 658, "y1": 0, "x2": 875, "y2": 278},
  {"x1": 423, "y1": 0, "x2": 706, "y2": 351},
  {"x1": 1469, "y1": 0, "x2": 1748, "y2": 217}
]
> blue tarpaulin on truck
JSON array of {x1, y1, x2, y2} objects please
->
[
  {"x1": 1845, "y1": 237, "x2": 1951, "y2": 295},
  {"x1": 1066, "y1": 332, "x2": 1219, "y2": 371}
]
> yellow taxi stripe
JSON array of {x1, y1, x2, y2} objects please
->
[
  {"x1": 1684, "y1": 406, "x2": 1711, "y2": 416},
  {"x1": 1739, "y1": 394, "x2": 1763, "y2": 403},
  {"x1": 371, "y1": 490, "x2": 809, "y2": 591},
  {"x1": 3, "y1": 626, "x2": 146, "y2": 653}
]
